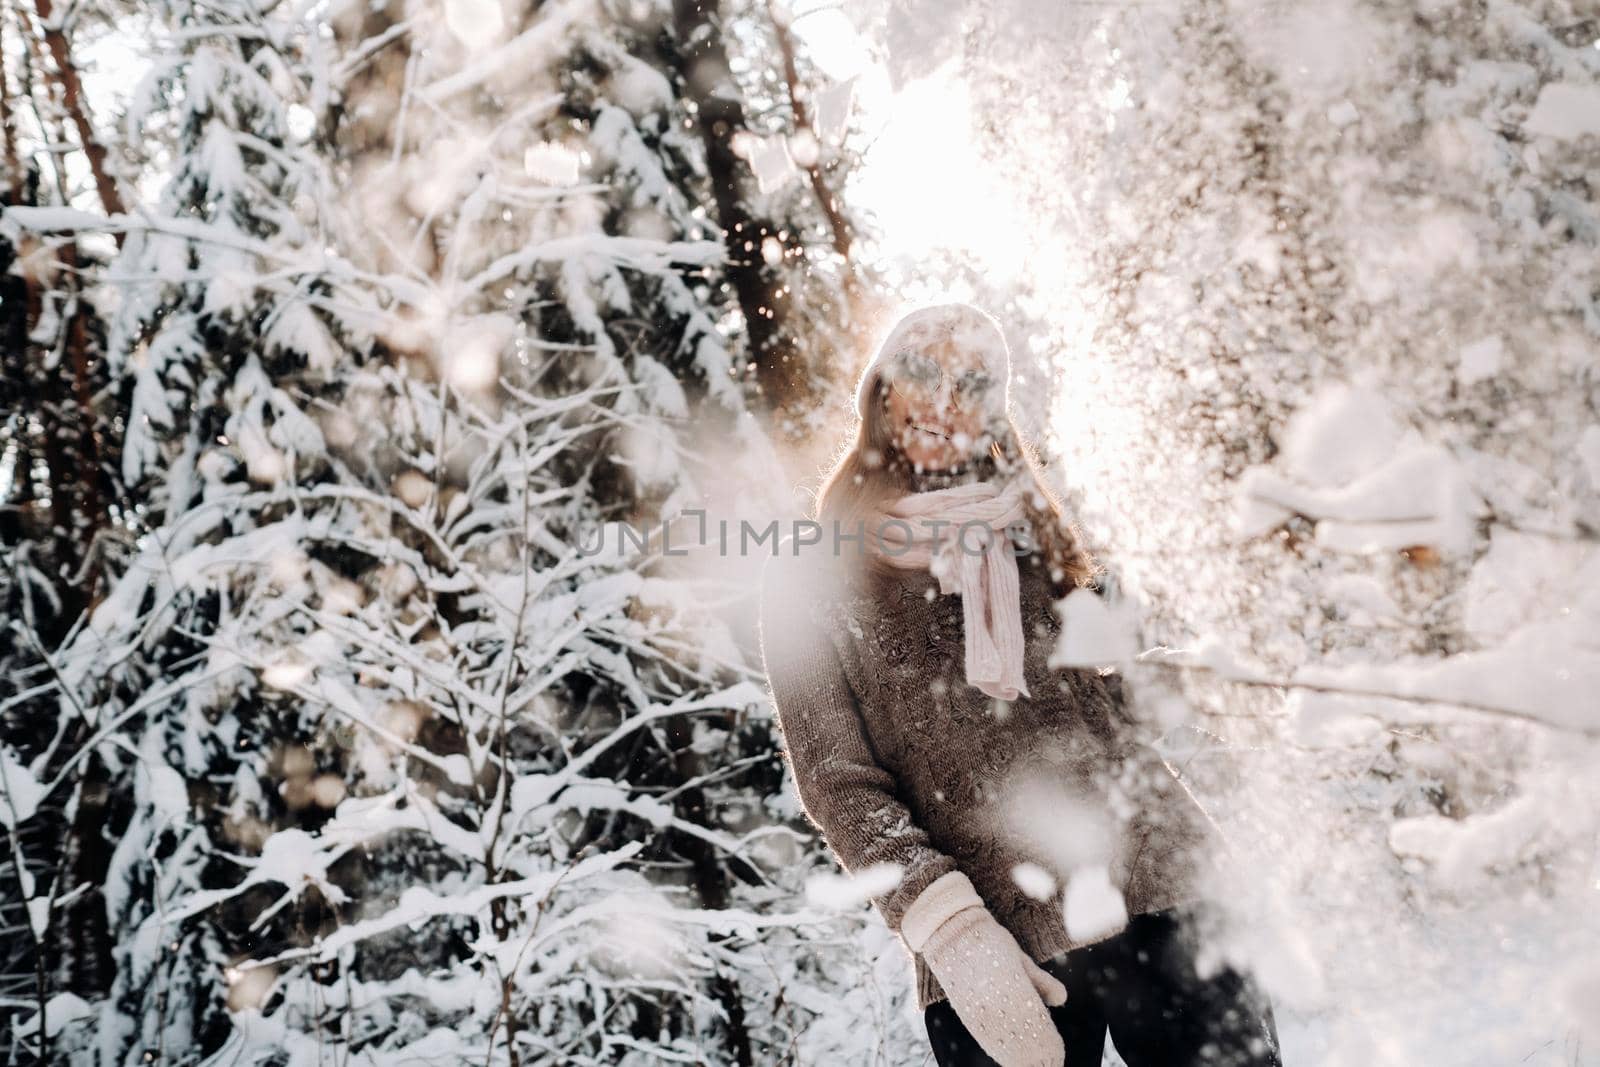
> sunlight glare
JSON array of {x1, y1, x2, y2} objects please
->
[
  {"x1": 792, "y1": 5, "x2": 1036, "y2": 288},
  {"x1": 791, "y1": 4, "x2": 1128, "y2": 484},
  {"x1": 853, "y1": 72, "x2": 1034, "y2": 284}
]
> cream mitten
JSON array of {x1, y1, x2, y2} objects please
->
[{"x1": 901, "y1": 870, "x2": 1068, "y2": 1067}]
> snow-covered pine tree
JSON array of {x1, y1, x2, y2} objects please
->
[
  {"x1": 1, "y1": 0, "x2": 143, "y2": 1050},
  {"x1": 10, "y1": 0, "x2": 375, "y2": 1060},
  {"x1": 6, "y1": 0, "x2": 889, "y2": 1059},
  {"x1": 31, "y1": 0, "x2": 880, "y2": 1061}
]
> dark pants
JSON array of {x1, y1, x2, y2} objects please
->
[{"x1": 923, "y1": 906, "x2": 1284, "y2": 1067}]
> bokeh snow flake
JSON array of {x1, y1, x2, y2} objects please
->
[
  {"x1": 1009, "y1": 861, "x2": 1057, "y2": 902},
  {"x1": 1060, "y1": 864, "x2": 1127, "y2": 943},
  {"x1": 443, "y1": 0, "x2": 505, "y2": 52},
  {"x1": 1048, "y1": 587, "x2": 1139, "y2": 669},
  {"x1": 804, "y1": 861, "x2": 905, "y2": 910}
]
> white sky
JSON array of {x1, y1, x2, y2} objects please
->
[{"x1": 788, "y1": 1, "x2": 1040, "y2": 290}]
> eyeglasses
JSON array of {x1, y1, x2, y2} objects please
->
[{"x1": 887, "y1": 350, "x2": 997, "y2": 411}]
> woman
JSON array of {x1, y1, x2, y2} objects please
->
[{"x1": 757, "y1": 302, "x2": 1284, "y2": 1067}]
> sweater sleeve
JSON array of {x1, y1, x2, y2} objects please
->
[{"x1": 757, "y1": 554, "x2": 960, "y2": 934}]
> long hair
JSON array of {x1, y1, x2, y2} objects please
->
[{"x1": 811, "y1": 321, "x2": 1103, "y2": 600}]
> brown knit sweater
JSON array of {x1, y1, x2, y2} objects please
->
[{"x1": 757, "y1": 481, "x2": 1230, "y2": 1011}]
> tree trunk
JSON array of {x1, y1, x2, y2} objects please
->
[
  {"x1": 671, "y1": 0, "x2": 806, "y2": 413},
  {"x1": 29, "y1": 0, "x2": 126, "y2": 226}
]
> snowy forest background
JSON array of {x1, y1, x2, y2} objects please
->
[{"x1": 1, "y1": 0, "x2": 1597, "y2": 1062}]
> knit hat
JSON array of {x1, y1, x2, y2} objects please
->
[{"x1": 853, "y1": 302, "x2": 1014, "y2": 422}]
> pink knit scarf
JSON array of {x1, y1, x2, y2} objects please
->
[{"x1": 868, "y1": 480, "x2": 1033, "y2": 701}]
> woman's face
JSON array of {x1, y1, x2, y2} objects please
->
[{"x1": 882, "y1": 329, "x2": 1001, "y2": 470}]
